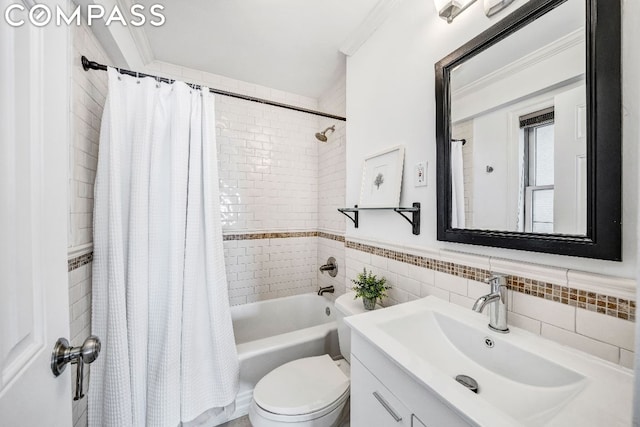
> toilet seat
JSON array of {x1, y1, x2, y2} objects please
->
[
  {"x1": 253, "y1": 355, "x2": 350, "y2": 417},
  {"x1": 250, "y1": 388, "x2": 349, "y2": 424}
]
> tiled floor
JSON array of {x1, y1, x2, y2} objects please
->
[
  {"x1": 219, "y1": 414, "x2": 351, "y2": 426},
  {"x1": 219, "y1": 416, "x2": 252, "y2": 427}
]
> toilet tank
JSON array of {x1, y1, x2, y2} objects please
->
[{"x1": 334, "y1": 292, "x2": 380, "y2": 363}]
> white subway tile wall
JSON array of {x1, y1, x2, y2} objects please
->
[
  {"x1": 142, "y1": 62, "x2": 351, "y2": 303},
  {"x1": 215, "y1": 94, "x2": 319, "y2": 232},
  {"x1": 345, "y1": 245, "x2": 636, "y2": 368},
  {"x1": 318, "y1": 236, "x2": 347, "y2": 298},
  {"x1": 318, "y1": 75, "x2": 347, "y2": 234},
  {"x1": 68, "y1": 22, "x2": 110, "y2": 427},
  {"x1": 69, "y1": 25, "x2": 107, "y2": 249},
  {"x1": 317, "y1": 75, "x2": 347, "y2": 296},
  {"x1": 68, "y1": 262, "x2": 93, "y2": 427},
  {"x1": 224, "y1": 237, "x2": 318, "y2": 305}
]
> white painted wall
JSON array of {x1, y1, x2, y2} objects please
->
[{"x1": 346, "y1": 0, "x2": 639, "y2": 278}]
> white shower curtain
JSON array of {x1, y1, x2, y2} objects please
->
[
  {"x1": 89, "y1": 68, "x2": 239, "y2": 427},
  {"x1": 450, "y1": 140, "x2": 466, "y2": 228}
]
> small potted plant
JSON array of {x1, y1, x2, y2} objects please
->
[{"x1": 351, "y1": 268, "x2": 391, "y2": 310}]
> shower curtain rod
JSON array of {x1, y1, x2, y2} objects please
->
[{"x1": 81, "y1": 56, "x2": 347, "y2": 122}]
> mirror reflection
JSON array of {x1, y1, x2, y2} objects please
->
[{"x1": 449, "y1": 0, "x2": 586, "y2": 235}]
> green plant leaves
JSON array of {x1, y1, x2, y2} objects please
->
[{"x1": 350, "y1": 267, "x2": 391, "y2": 300}]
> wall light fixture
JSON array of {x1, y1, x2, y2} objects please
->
[
  {"x1": 484, "y1": 0, "x2": 515, "y2": 17},
  {"x1": 434, "y1": 0, "x2": 477, "y2": 23}
]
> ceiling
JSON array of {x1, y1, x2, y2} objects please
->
[{"x1": 138, "y1": 0, "x2": 381, "y2": 98}]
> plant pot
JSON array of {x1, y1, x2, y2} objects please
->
[{"x1": 363, "y1": 297, "x2": 377, "y2": 310}]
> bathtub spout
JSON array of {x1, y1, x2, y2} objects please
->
[{"x1": 318, "y1": 286, "x2": 335, "y2": 296}]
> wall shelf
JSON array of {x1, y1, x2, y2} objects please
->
[{"x1": 338, "y1": 202, "x2": 421, "y2": 235}]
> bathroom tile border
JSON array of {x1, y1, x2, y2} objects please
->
[
  {"x1": 67, "y1": 235, "x2": 632, "y2": 321},
  {"x1": 223, "y1": 231, "x2": 345, "y2": 242},
  {"x1": 317, "y1": 231, "x2": 345, "y2": 243},
  {"x1": 67, "y1": 232, "x2": 344, "y2": 271},
  {"x1": 345, "y1": 240, "x2": 636, "y2": 322},
  {"x1": 223, "y1": 231, "x2": 318, "y2": 240},
  {"x1": 68, "y1": 252, "x2": 93, "y2": 272}
]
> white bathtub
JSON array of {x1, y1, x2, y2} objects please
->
[{"x1": 229, "y1": 293, "x2": 340, "y2": 420}]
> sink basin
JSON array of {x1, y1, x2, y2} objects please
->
[
  {"x1": 379, "y1": 310, "x2": 586, "y2": 424},
  {"x1": 345, "y1": 296, "x2": 633, "y2": 426}
]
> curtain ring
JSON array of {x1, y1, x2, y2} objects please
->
[
  {"x1": 136, "y1": 71, "x2": 140, "y2": 84},
  {"x1": 155, "y1": 75, "x2": 160, "y2": 89},
  {"x1": 117, "y1": 67, "x2": 122, "y2": 81}
]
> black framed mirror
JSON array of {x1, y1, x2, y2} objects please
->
[{"x1": 435, "y1": 0, "x2": 621, "y2": 260}]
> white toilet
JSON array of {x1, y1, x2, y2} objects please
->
[{"x1": 248, "y1": 292, "x2": 376, "y2": 427}]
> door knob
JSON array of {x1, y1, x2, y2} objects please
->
[{"x1": 51, "y1": 335, "x2": 101, "y2": 400}]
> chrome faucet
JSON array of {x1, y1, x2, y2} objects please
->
[
  {"x1": 472, "y1": 274, "x2": 509, "y2": 333},
  {"x1": 318, "y1": 286, "x2": 335, "y2": 296}
]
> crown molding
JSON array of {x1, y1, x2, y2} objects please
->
[
  {"x1": 339, "y1": 0, "x2": 402, "y2": 56},
  {"x1": 452, "y1": 28, "x2": 584, "y2": 99}
]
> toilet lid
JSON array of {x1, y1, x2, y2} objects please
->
[{"x1": 253, "y1": 355, "x2": 349, "y2": 416}]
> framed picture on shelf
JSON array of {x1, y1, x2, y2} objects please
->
[{"x1": 359, "y1": 145, "x2": 405, "y2": 208}]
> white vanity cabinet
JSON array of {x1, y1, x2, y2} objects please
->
[
  {"x1": 351, "y1": 357, "x2": 412, "y2": 426},
  {"x1": 350, "y1": 334, "x2": 472, "y2": 427}
]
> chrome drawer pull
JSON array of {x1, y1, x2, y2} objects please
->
[{"x1": 372, "y1": 391, "x2": 403, "y2": 422}]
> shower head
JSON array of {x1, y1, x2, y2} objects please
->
[{"x1": 315, "y1": 125, "x2": 336, "y2": 142}]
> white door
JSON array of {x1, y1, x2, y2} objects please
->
[
  {"x1": 554, "y1": 84, "x2": 587, "y2": 235},
  {"x1": 0, "y1": 1, "x2": 73, "y2": 425}
]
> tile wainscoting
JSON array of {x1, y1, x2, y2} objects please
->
[
  {"x1": 67, "y1": 248, "x2": 93, "y2": 427},
  {"x1": 223, "y1": 231, "x2": 347, "y2": 303},
  {"x1": 343, "y1": 237, "x2": 636, "y2": 368},
  {"x1": 345, "y1": 240, "x2": 635, "y2": 322},
  {"x1": 69, "y1": 229, "x2": 636, "y2": 370}
]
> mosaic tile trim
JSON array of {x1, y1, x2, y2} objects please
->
[
  {"x1": 223, "y1": 231, "x2": 345, "y2": 242},
  {"x1": 68, "y1": 252, "x2": 93, "y2": 272},
  {"x1": 345, "y1": 240, "x2": 635, "y2": 322},
  {"x1": 68, "y1": 232, "x2": 344, "y2": 270},
  {"x1": 223, "y1": 231, "x2": 318, "y2": 241},
  {"x1": 318, "y1": 232, "x2": 345, "y2": 243}
]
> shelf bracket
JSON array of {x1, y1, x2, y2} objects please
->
[
  {"x1": 338, "y1": 205, "x2": 359, "y2": 228},
  {"x1": 394, "y1": 202, "x2": 421, "y2": 235}
]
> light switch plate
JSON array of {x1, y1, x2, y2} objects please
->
[{"x1": 415, "y1": 162, "x2": 427, "y2": 187}]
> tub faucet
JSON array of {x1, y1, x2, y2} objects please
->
[
  {"x1": 472, "y1": 274, "x2": 509, "y2": 333},
  {"x1": 318, "y1": 286, "x2": 335, "y2": 296}
]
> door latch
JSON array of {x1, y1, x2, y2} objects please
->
[{"x1": 51, "y1": 335, "x2": 101, "y2": 400}]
